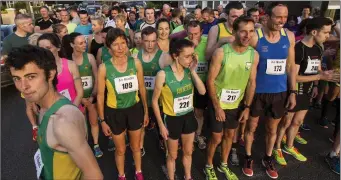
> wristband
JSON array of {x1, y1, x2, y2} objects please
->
[
  {"x1": 289, "y1": 90, "x2": 298, "y2": 95},
  {"x1": 33, "y1": 126, "x2": 38, "y2": 129},
  {"x1": 243, "y1": 104, "x2": 250, "y2": 110},
  {"x1": 99, "y1": 119, "x2": 106, "y2": 123}
]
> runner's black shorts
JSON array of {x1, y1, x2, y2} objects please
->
[
  {"x1": 105, "y1": 101, "x2": 144, "y2": 135},
  {"x1": 194, "y1": 86, "x2": 208, "y2": 109},
  {"x1": 289, "y1": 93, "x2": 310, "y2": 112},
  {"x1": 164, "y1": 111, "x2": 198, "y2": 140},
  {"x1": 208, "y1": 101, "x2": 241, "y2": 132},
  {"x1": 250, "y1": 92, "x2": 287, "y2": 119}
]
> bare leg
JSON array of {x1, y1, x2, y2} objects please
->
[
  {"x1": 181, "y1": 132, "x2": 195, "y2": 180},
  {"x1": 245, "y1": 116, "x2": 260, "y2": 156},
  {"x1": 206, "y1": 132, "x2": 223, "y2": 166},
  {"x1": 221, "y1": 129, "x2": 236, "y2": 163},
  {"x1": 166, "y1": 138, "x2": 178, "y2": 180},
  {"x1": 275, "y1": 112, "x2": 294, "y2": 149},
  {"x1": 286, "y1": 110, "x2": 308, "y2": 148},
  {"x1": 88, "y1": 103, "x2": 99, "y2": 145},
  {"x1": 265, "y1": 118, "x2": 281, "y2": 156},
  {"x1": 194, "y1": 108, "x2": 204, "y2": 135},
  {"x1": 128, "y1": 128, "x2": 142, "y2": 172},
  {"x1": 112, "y1": 131, "x2": 127, "y2": 176},
  {"x1": 140, "y1": 127, "x2": 145, "y2": 149}
]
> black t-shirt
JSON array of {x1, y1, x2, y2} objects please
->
[
  {"x1": 35, "y1": 17, "x2": 59, "y2": 30},
  {"x1": 295, "y1": 41, "x2": 323, "y2": 94}
]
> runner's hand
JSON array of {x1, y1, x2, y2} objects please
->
[
  {"x1": 286, "y1": 93, "x2": 296, "y2": 110},
  {"x1": 101, "y1": 122, "x2": 112, "y2": 136},
  {"x1": 160, "y1": 125, "x2": 169, "y2": 141},
  {"x1": 238, "y1": 108, "x2": 250, "y2": 123},
  {"x1": 214, "y1": 106, "x2": 226, "y2": 122},
  {"x1": 311, "y1": 87, "x2": 318, "y2": 98},
  {"x1": 81, "y1": 98, "x2": 91, "y2": 107},
  {"x1": 320, "y1": 70, "x2": 340, "y2": 82},
  {"x1": 143, "y1": 114, "x2": 149, "y2": 127},
  {"x1": 189, "y1": 54, "x2": 198, "y2": 71},
  {"x1": 323, "y1": 48, "x2": 336, "y2": 57}
]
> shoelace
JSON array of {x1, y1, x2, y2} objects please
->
[
  {"x1": 198, "y1": 136, "x2": 205, "y2": 144},
  {"x1": 246, "y1": 159, "x2": 253, "y2": 168},
  {"x1": 266, "y1": 158, "x2": 276, "y2": 171},
  {"x1": 208, "y1": 168, "x2": 217, "y2": 178},
  {"x1": 276, "y1": 150, "x2": 284, "y2": 158}
]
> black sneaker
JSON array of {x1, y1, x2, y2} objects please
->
[
  {"x1": 300, "y1": 124, "x2": 311, "y2": 131},
  {"x1": 314, "y1": 102, "x2": 322, "y2": 109},
  {"x1": 262, "y1": 157, "x2": 278, "y2": 179},
  {"x1": 318, "y1": 117, "x2": 329, "y2": 128}
]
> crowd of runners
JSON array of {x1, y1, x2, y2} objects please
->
[{"x1": 1, "y1": 1, "x2": 340, "y2": 180}]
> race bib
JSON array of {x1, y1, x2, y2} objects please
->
[
  {"x1": 81, "y1": 76, "x2": 93, "y2": 89},
  {"x1": 266, "y1": 59, "x2": 286, "y2": 75},
  {"x1": 173, "y1": 94, "x2": 193, "y2": 114},
  {"x1": 59, "y1": 89, "x2": 71, "y2": 101},
  {"x1": 144, "y1": 76, "x2": 155, "y2": 90},
  {"x1": 304, "y1": 58, "x2": 320, "y2": 74},
  {"x1": 196, "y1": 62, "x2": 208, "y2": 73},
  {"x1": 114, "y1": 75, "x2": 139, "y2": 94},
  {"x1": 220, "y1": 89, "x2": 241, "y2": 104},
  {"x1": 34, "y1": 149, "x2": 44, "y2": 179}
]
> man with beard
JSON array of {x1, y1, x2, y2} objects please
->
[{"x1": 205, "y1": 16, "x2": 259, "y2": 180}]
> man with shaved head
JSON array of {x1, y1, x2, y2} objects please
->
[
  {"x1": 161, "y1": 4, "x2": 171, "y2": 20},
  {"x1": 1, "y1": 14, "x2": 34, "y2": 56}
]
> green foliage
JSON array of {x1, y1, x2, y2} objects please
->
[
  {"x1": 146, "y1": 2, "x2": 163, "y2": 9},
  {"x1": 14, "y1": 1, "x2": 27, "y2": 11}
]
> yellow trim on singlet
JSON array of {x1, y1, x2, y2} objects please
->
[
  {"x1": 218, "y1": 23, "x2": 233, "y2": 40},
  {"x1": 257, "y1": 28, "x2": 263, "y2": 38},
  {"x1": 281, "y1": 28, "x2": 286, "y2": 36},
  {"x1": 53, "y1": 151, "x2": 82, "y2": 179},
  {"x1": 106, "y1": 79, "x2": 118, "y2": 108},
  {"x1": 160, "y1": 84, "x2": 175, "y2": 116}
]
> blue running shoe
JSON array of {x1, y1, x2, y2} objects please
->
[{"x1": 94, "y1": 145, "x2": 103, "y2": 158}]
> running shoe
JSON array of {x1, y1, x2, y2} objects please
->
[
  {"x1": 108, "y1": 137, "x2": 115, "y2": 151},
  {"x1": 203, "y1": 166, "x2": 218, "y2": 180},
  {"x1": 135, "y1": 172, "x2": 144, "y2": 180},
  {"x1": 318, "y1": 117, "x2": 329, "y2": 128},
  {"x1": 294, "y1": 133, "x2": 307, "y2": 144},
  {"x1": 262, "y1": 157, "x2": 278, "y2": 179},
  {"x1": 300, "y1": 124, "x2": 311, "y2": 131},
  {"x1": 94, "y1": 145, "x2": 103, "y2": 158},
  {"x1": 282, "y1": 145, "x2": 307, "y2": 162},
  {"x1": 329, "y1": 137, "x2": 335, "y2": 143},
  {"x1": 331, "y1": 121, "x2": 336, "y2": 126},
  {"x1": 273, "y1": 149, "x2": 287, "y2": 166},
  {"x1": 118, "y1": 175, "x2": 126, "y2": 180},
  {"x1": 314, "y1": 102, "x2": 322, "y2": 109},
  {"x1": 141, "y1": 147, "x2": 145, "y2": 157},
  {"x1": 217, "y1": 163, "x2": 238, "y2": 180},
  {"x1": 159, "y1": 139, "x2": 165, "y2": 150},
  {"x1": 147, "y1": 122, "x2": 155, "y2": 130},
  {"x1": 242, "y1": 157, "x2": 254, "y2": 177},
  {"x1": 325, "y1": 153, "x2": 340, "y2": 175},
  {"x1": 230, "y1": 148, "x2": 239, "y2": 166},
  {"x1": 195, "y1": 135, "x2": 207, "y2": 149}
]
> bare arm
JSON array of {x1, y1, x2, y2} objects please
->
[
  {"x1": 207, "y1": 48, "x2": 224, "y2": 110},
  {"x1": 152, "y1": 71, "x2": 167, "y2": 138},
  {"x1": 97, "y1": 64, "x2": 106, "y2": 120},
  {"x1": 190, "y1": 68, "x2": 206, "y2": 95},
  {"x1": 159, "y1": 53, "x2": 173, "y2": 69},
  {"x1": 286, "y1": 30, "x2": 297, "y2": 91},
  {"x1": 96, "y1": 48, "x2": 102, "y2": 67},
  {"x1": 135, "y1": 58, "x2": 149, "y2": 119},
  {"x1": 69, "y1": 61, "x2": 84, "y2": 106},
  {"x1": 205, "y1": 25, "x2": 234, "y2": 60},
  {"x1": 53, "y1": 106, "x2": 103, "y2": 179}
]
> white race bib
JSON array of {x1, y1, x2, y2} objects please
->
[
  {"x1": 144, "y1": 76, "x2": 155, "y2": 90},
  {"x1": 196, "y1": 62, "x2": 208, "y2": 73},
  {"x1": 173, "y1": 94, "x2": 193, "y2": 113},
  {"x1": 81, "y1": 76, "x2": 93, "y2": 90},
  {"x1": 266, "y1": 59, "x2": 286, "y2": 75},
  {"x1": 34, "y1": 149, "x2": 44, "y2": 179},
  {"x1": 59, "y1": 89, "x2": 71, "y2": 101},
  {"x1": 304, "y1": 57, "x2": 320, "y2": 74},
  {"x1": 114, "y1": 75, "x2": 139, "y2": 94},
  {"x1": 220, "y1": 89, "x2": 241, "y2": 104}
]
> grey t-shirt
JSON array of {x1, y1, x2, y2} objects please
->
[{"x1": 2, "y1": 32, "x2": 30, "y2": 55}]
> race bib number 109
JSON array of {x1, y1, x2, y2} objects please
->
[{"x1": 114, "y1": 75, "x2": 139, "y2": 94}]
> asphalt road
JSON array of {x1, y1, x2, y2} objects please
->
[{"x1": 1, "y1": 85, "x2": 340, "y2": 180}]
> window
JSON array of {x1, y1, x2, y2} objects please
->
[{"x1": 184, "y1": 1, "x2": 198, "y2": 8}]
